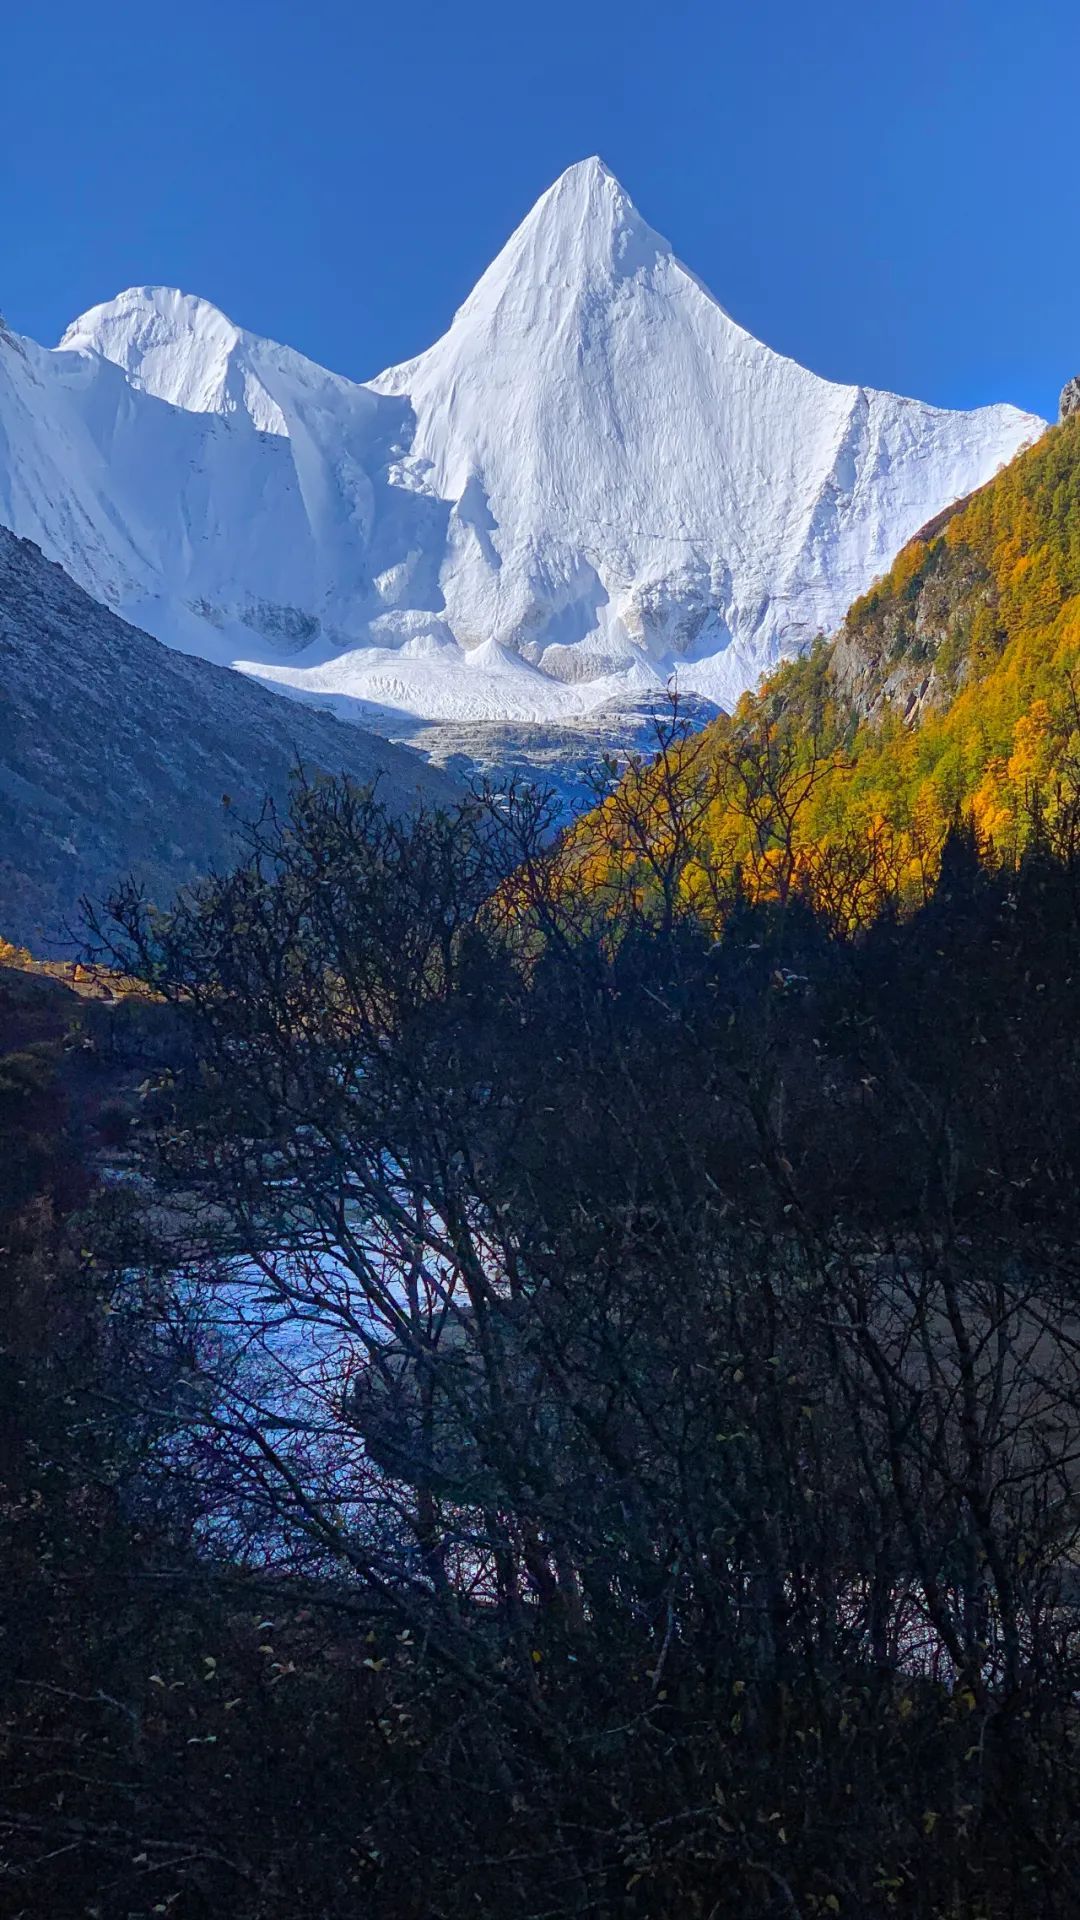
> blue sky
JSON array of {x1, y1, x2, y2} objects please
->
[{"x1": 3, "y1": 0, "x2": 1077, "y2": 419}]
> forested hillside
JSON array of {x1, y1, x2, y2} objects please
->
[
  {"x1": 587, "y1": 415, "x2": 1080, "y2": 930},
  {"x1": 829, "y1": 410, "x2": 1080, "y2": 849}
]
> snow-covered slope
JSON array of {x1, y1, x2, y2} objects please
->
[{"x1": 0, "y1": 162, "x2": 1044, "y2": 728}]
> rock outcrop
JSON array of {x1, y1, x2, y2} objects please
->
[{"x1": 1060, "y1": 376, "x2": 1080, "y2": 422}]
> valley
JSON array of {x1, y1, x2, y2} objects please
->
[{"x1": 4, "y1": 97, "x2": 1080, "y2": 1920}]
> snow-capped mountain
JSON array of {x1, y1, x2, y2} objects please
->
[{"x1": 0, "y1": 160, "x2": 1044, "y2": 731}]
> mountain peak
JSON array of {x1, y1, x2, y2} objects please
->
[
  {"x1": 549, "y1": 154, "x2": 613, "y2": 187},
  {"x1": 62, "y1": 285, "x2": 241, "y2": 363},
  {"x1": 561, "y1": 153, "x2": 612, "y2": 178},
  {"x1": 406, "y1": 157, "x2": 673, "y2": 360},
  {"x1": 505, "y1": 155, "x2": 667, "y2": 273},
  {"x1": 542, "y1": 154, "x2": 624, "y2": 208},
  {"x1": 59, "y1": 286, "x2": 292, "y2": 432}
]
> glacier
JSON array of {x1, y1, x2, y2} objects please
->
[{"x1": 0, "y1": 160, "x2": 1044, "y2": 734}]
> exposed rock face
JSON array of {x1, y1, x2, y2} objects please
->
[
  {"x1": 1060, "y1": 377, "x2": 1080, "y2": 423},
  {"x1": 0, "y1": 528, "x2": 458, "y2": 953},
  {"x1": 828, "y1": 533, "x2": 991, "y2": 728}
]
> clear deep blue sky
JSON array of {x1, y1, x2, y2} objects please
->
[{"x1": 3, "y1": 0, "x2": 1077, "y2": 419}]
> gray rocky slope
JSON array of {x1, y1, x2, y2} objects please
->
[{"x1": 0, "y1": 528, "x2": 458, "y2": 953}]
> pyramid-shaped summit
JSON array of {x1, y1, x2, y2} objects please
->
[
  {"x1": 363, "y1": 160, "x2": 1043, "y2": 707},
  {"x1": 0, "y1": 163, "x2": 1045, "y2": 729},
  {"x1": 450, "y1": 156, "x2": 673, "y2": 300}
]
